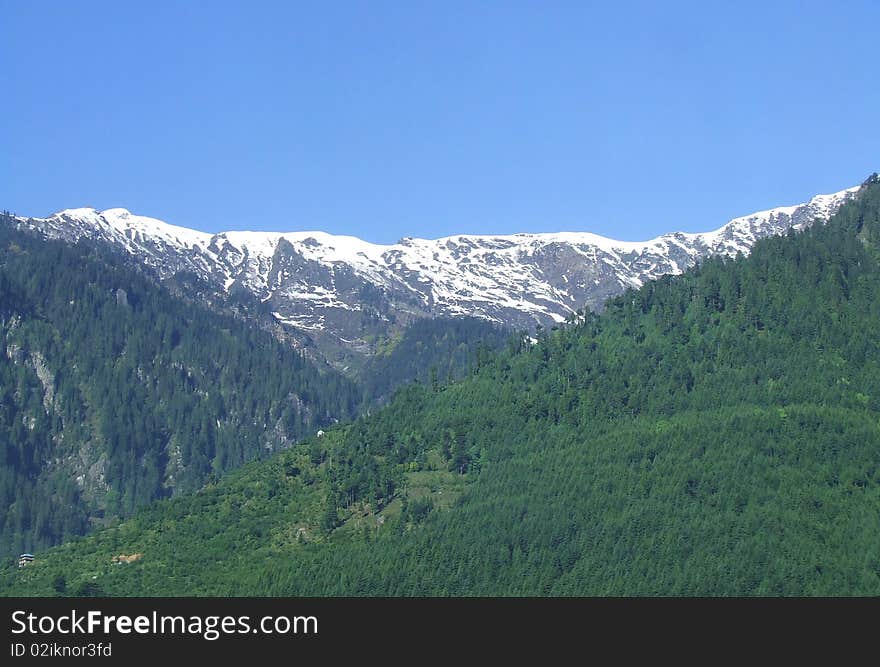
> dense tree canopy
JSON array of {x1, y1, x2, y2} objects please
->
[{"x1": 358, "y1": 316, "x2": 509, "y2": 403}]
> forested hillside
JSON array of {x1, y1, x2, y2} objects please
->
[
  {"x1": 357, "y1": 317, "x2": 509, "y2": 403},
  {"x1": 0, "y1": 218, "x2": 360, "y2": 558},
  {"x1": 4, "y1": 175, "x2": 880, "y2": 596}
]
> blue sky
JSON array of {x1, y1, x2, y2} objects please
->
[{"x1": 2, "y1": 1, "x2": 878, "y2": 243}]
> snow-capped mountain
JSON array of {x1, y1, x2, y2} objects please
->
[{"x1": 8, "y1": 183, "x2": 862, "y2": 362}]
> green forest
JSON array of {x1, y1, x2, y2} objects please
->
[
  {"x1": 0, "y1": 219, "x2": 361, "y2": 557},
  {"x1": 3, "y1": 175, "x2": 880, "y2": 595},
  {"x1": 357, "y1": 316, "x2": 509, "y2": 403}
]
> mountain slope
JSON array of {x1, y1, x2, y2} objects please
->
[
  {"x1": 357, "y1": 317, "x2": 509, "y2": 404},
  {"x1": 0, "y1": 217, "x2": 359, "y2": 558},
  {"x1": 8, "y1": 184, "x2": 859, "y2": 367},
  {"x1": 6, "y1": 175, "x2": 879, "y2": 596}
]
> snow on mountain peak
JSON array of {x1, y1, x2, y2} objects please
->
[
  {"x1": 101, "y1": 207, "x2": 133, "y2": 218},
  {"x1": 10, "y1": 181, "x2": 864, "y2": 360}
]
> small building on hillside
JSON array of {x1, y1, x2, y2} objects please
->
[{"x1": 18, "y1": 553, "x2": 34, "y2": 568}]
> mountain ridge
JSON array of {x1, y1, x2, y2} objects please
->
[{"x1": 8, "y1": 183, "x2": 862, "y2": 366}]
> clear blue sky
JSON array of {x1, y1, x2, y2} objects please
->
[{"x1": 2, "y1": 1, "x2": 878, "y2": 243}]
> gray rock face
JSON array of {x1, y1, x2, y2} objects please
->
[{"x1": 8, "y1": 185, "x2": 860, "y2": 362}]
